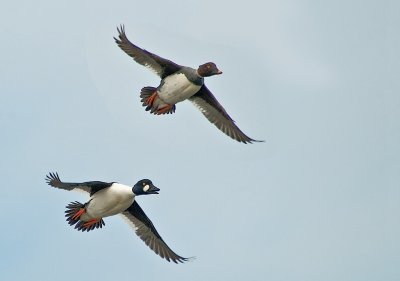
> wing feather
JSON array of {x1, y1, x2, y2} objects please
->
[
  {"x1": 45, "y1": 172, "x2": 112, "y2": 196},
  {"x1": 114, "y1": 25, "x2": 182, "y2": 79},
  {"x1": 189, "y1": 85, "x2": 262, "y2": 143},
  {"x1": 121, "y1": 201, "x2": 189, "y2": 264}
]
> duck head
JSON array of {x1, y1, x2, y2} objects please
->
[
  {"x1": 197, "y1": 62, "x2": 222, "y2": 77},
  {"x1": 132, "y1": 179, "x2": 160, "y2": 195}
]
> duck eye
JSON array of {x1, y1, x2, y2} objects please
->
[{"x1": 142, "y1": 182, "x2": 146, "y2": 186}]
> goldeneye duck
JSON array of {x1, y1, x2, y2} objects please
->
[
  {"x1": 46, "y1": 172, "x2": 189, "y2": 264},
  {"x1": 114, "y1": 25, "x2": 262, "y2": 144}
]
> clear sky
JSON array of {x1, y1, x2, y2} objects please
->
[{"x1": 1, "y1": 0, "x2": 399, "y2": 280}]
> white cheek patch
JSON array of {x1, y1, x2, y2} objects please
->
[{"x1": 143, "y1": 185, "x2": 150, "y2": 192}]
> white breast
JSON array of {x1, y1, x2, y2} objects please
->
[
  {"x1": 158, "y1": 73, "x2": 201, "y2": 104},
  {"x1": 84, "y1": 183, "x2": 134, "y2": 219}
]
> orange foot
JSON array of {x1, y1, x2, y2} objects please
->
[
  {"x1": 82, "y1": 218, "x2": 101, "y2": 229},
  {"x1": 145, "y1": 92, "x2": 158, "y2": 106},
  {"x1": 72, "y1": 208, "x2": 85, "y2": 220},
  {"x1": 156, "y1": 104, "x2": 174, "y2": 115}
]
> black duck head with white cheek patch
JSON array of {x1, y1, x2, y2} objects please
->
[
  {"x1": 197, "y1": 62, "x2": 222, "y2": 77},
  {"x1": 132, "y1": 179, "x2": 160, "y2": 195}
]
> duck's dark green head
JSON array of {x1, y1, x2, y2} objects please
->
[{"x1": 132, "y1": 179, "x2": 159, "y2": 195}]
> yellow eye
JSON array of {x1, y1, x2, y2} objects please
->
[{"x1": 143, "y1": 182, "x2": 146, "y2": 186}]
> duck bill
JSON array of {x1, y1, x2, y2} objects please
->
[
  {"x1": 216, "y1": 70, "x2": 223, "y2": 75},
  {"x1": 148, "y1": 184, "x2": 160, "y2": 194}
]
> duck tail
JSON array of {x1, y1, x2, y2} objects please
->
[
  {"x1": 140, "y1": 87, "x2": 176, "y2": 115},
  {"x1": 65, "y1": 201, "x2": 105, "y2": 232}
]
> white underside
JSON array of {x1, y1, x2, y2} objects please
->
[
  {"x1": 158, "y1": 73, "x2": 201, "y2": 104},
  {"x1": 82, "y1": 183, "x2": 134, "y2": 220}
]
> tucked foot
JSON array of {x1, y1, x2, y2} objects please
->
[
  {"x1": 65, "y1": 201, "x2": 105, "y2": 232},
  {"x1": 65, "y1": 201, "x2": 86, "y2": 226},
  {"x1": 146, "y1": 92, "x2": 157, "y2": 106},
  {"x1": 156, "y1": 104, "x2": 176, "y2": 115},
  {"x1": 75, "y1": 218, "x2": 105, "y2": 232},
  {"x1": 140, "y1": 86, "x2": 158, "y2": 107},
  {"x1": 140, "y1": 86, "x2": 176, "y2": 115},
  {"x1": 72, "y1": 209, "x2": 85, "y2": 220}
]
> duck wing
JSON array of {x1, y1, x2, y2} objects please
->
[
  {"x1": 46, "y1": 172, "x2": 112, "y2": 196},
  {"x1": 121, "y1": 201, "x2": 189, "y2": 263},
  {"x1": 114, "y1": 25, "x2": 182, "y2": 79},
  {"x1": 189, "y1": 85, "x2": 262, "y2": 144}
]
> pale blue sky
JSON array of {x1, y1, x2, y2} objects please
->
[{"x1": 1, "y1": 1, "x2": 399, "y2": 280}]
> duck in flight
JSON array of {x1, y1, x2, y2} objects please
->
[
  {"x1": 46, "y1": 172, "x2": 189, "y2": 263},
  {"x1": 114, "y1": 25, "x2": 262, "y2": 144}
]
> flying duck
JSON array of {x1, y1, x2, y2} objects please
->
[
  {"x1": 46, "y1": 172, "x2": 189, "y2": 263},
  {"x1": 114, "y1": 25, "x2": 262, "y2": 144}
]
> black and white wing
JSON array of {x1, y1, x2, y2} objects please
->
[
  {"x1": 122, "y1": 201, "x2": 189, "y2": 264},
  {"x1": 114, "y1": 25, "x2": 182, "y2": 79},
  {"x1": 189, "y1": 85, "x2": 262, "y2": 144},
  {"x1": 45, "y1": 172, "x2": 112, "y2": 196}
]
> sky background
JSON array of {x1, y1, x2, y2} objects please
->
[{"x1": 1, "y1": 0, "x2": 399, "y2": 280}]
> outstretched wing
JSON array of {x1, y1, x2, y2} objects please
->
[
  {"x1": 45, "y1": 172, "x2": 112, "y2": 197},
  {"x1": 114, "y1": 25, "x2": 182, "y2": 79},
  {"x1": 189, "y1": 85, "x2": 263, "y2": 144},
  {"x1": 121, "y1": 201, "x2": 189, "y2": 264}
]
